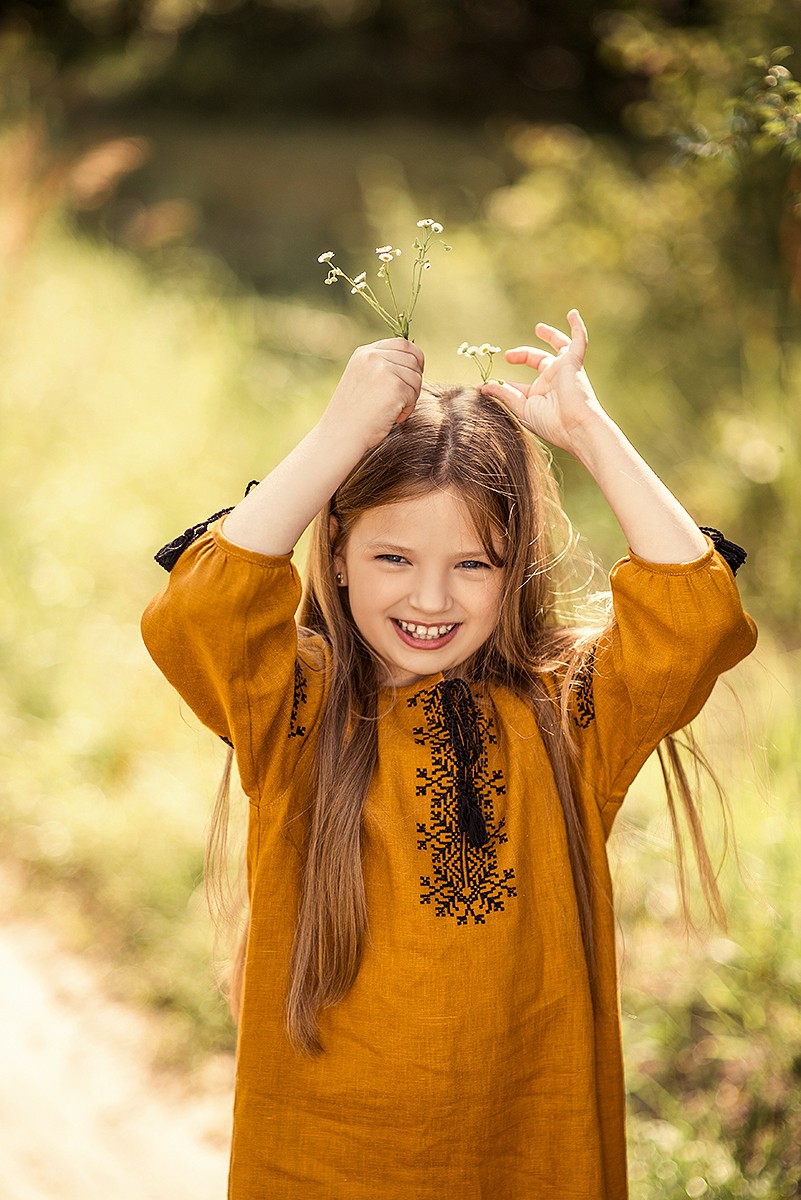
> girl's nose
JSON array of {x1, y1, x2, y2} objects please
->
[{"x1": 409, "y1": 571, "x2": 452, "y2": 616}]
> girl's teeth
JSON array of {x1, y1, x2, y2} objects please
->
[{"x1": 398, "y1": 620, "x2": 455, "y2": 641}]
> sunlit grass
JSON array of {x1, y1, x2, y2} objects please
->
[{"x1": 613, "y1": 640, "x2": 801, "y2": 1196}]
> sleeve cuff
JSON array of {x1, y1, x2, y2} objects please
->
[{"x1": 624, "y1": 528, "x2": 747, "y2": 577}]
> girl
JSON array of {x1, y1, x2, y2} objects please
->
[{"x1": 142, "y1": 311, "x2": 756, "y2": 1200}]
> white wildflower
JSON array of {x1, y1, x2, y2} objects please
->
[
  {"x1": 479, "y1": 343, "x2": 502, "y2": 356},
  {"x1": 457, "y1": 342, "x2": 470, "y2": 355},
  {"x1": 319, "y1": 219, "x2": 451, "y2": 340}
]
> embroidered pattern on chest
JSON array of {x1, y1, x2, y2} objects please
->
[
  {"x1": 408, "y1": 686, "x2": 516, "y2": 925},
  {"x1": 288, "y1": 661, "x2": 308, "y2": 739}
]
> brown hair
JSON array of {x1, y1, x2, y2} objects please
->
[{"x1": 210, "y1": 384, "x2": 729, "y2": 1053}]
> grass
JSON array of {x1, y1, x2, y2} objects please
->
[
  {"x1": 614, "y1": 642, "x2": 801, "y2": 1196},
  {"x1": 0, "y1": 214, "x2": 797, "y2": 1191}
]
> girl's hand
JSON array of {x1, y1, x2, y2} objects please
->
[
  {"x1": 481, "y1": 310, "x2": 605, "y2": 455},
  {"x1": 320, "y1": 337, "x2": 425, "y2": 454}
]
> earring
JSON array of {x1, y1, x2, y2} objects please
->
[{"x1": 336, "y1": 572, "x2": 344, "y2": 585}]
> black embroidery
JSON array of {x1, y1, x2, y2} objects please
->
[
  {"x1": 439, "y1": 679, "x2": 489, "y2": 848},
  {"x1": 572, "y1": 647, "x2": 596, "y2": 729},
  {"x1": 409, "y1": 683, "x2": 516, "y2": 926},
  {"x1": 154, "y1": 481, "x2": 260, "y2": 572},
  {"x1": 699, "y1": 526, "x2": 748, "y2": 575},
  {"x1": 288, "y1": 660, "x2": 308, "y2": 739}
]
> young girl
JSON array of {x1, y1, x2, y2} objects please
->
[{"x1": 142, "y1": 310, "x2": 756, "y2": 1200}]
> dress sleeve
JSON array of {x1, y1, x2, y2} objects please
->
[
  {"x1": 573, "y1": 538, "x2": 757, "y2": 832},
  {"x1": 140, "y1": 520, "x2": 324, "y2": 801}
]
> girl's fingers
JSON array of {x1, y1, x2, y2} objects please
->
[
  {"x1": 535, "y1": 311, "x2": 588, "y2": 357},
  {"x1": 505, "y1": 347, "x2": 551, "y2": 368},
  {"x1": 369, "y1": 337, "x2": 425, "y2": 370},
  {"x1": 510, "y1": 311, "x2": 587, "y2": 363},
  {"x1": 391, "y1": 364, "x2": 426, "y2": 392},
  {"x1": 533, "y1": 322, "x2": 571, "y2": 352},
  {"x1": 505, "y1": 347, "x2": 554, "y2": 374},
  {"x1": 565, "y1": 308, "x2": 588, "y2": 358},
  {"x1": 480, "y1": 380, "x2": 529, "y2": 420}
]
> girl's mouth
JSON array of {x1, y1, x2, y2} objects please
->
[{"x1": 392, "y1": 619, "x2": 459, "y2": 649}]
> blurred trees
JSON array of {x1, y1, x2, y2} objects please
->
[
  {"x1": 0, "y1": 0, "x2": 678, "y2": 126},
  {"x1": 1, "y1": 1, "x2": 799, "y2": 634}
]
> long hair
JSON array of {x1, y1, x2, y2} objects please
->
[{"x1": 210, "y1": 384, "x2": 730, "y2": 1054}]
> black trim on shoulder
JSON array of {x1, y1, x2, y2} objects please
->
[
  {"x1": 699, "y1": 527, "x2": 747, "y2": 576},
  {"x1": 154, "y1": 480, "x2": 261, "y2": 572}
]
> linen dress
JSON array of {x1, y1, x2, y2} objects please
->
[{"x1": 141, "y1": 523, "x2": 757, "y2": 1200}]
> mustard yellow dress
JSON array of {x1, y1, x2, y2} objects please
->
[{"x1": 141, "y1": 523, "x2": 756, "y2": 1200}]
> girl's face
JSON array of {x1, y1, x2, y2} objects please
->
[{"x1": 335, "y1": 489, "x2": 505, "y2": 686}]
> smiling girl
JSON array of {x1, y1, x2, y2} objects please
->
[{"x1": 142, "y1": 313, "x2": 756, "y2": 1199}]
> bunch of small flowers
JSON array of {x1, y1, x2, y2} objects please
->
[
  {"x1": 457, "y1": 341, "x2": 503, "y2": 384},
  {"x1": 317, "y1": 219, "x2": 450, "y2": 339}
]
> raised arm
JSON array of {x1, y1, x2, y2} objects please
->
[
  {"x1": 223, "y1": 337, "x2": 425, "y2": 555},
  {"x1": 481, "y1": 311, "x2": 707, "y2": 564}
]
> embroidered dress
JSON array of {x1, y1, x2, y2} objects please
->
[{"x1": 141, "y1": 524, "x2": 756, "y2": 1200}]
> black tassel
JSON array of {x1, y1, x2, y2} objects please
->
[
  {"x1": 699, "y1": 527, "x2": 748, "y2": 576},
  {"x1": 439, "y1": 679, "x2": 489, "y2": 849},
  {"x1": 154, "y1": 480, "x2": 260, "y2": 572}
]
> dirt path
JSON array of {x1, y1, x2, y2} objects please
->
[{"x1": 0, "y1": 867, "x2": 234, "y2": 1200}]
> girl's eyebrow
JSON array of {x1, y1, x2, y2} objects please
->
[
  {"x1": 365, "y1": 540, "x2": 412, "y2": 552},
  {"x1": 364, "y1": 539, "x2": 490, "y2": 558}
]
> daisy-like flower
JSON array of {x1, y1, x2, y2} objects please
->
[
  {"x1": 457, "y1": 339, "x2": 503, "y2": 383},
  {"x1": 317, "y1": 219, "x2": 450, "y2": 339}
]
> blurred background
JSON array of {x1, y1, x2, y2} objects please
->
[{"x1": 0, "y1": 0, "x2": 799, "y2": 1196}]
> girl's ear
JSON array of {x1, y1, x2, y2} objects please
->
[{"x1": 329, "y1": 515, "x2": 347, "y2": 587}]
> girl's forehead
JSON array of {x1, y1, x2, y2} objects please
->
[
  {"x1": 348, "y1": 489, "x2": 497, "y2": 552},
  {"x1": 356, "y1": 489, "x2": 470, "y2": 528}
]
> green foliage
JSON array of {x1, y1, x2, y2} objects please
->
[
  {"x1": 614, "y1": 651, "x2": 801, "y2": 1195},
  {"x1": 0, "y1": 223, "x2": 346, "y2": 1062}
]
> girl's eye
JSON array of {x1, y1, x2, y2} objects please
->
[
  {"x1": 375, "y1": 554, "x2": 408, "y2": 565},
  {"x1": 458, "y1": 559, "x2": 492, "y2": 571}
]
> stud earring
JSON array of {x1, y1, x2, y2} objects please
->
[{"x1": 336, "y1": 572, "x2": 344, "y2": 585}]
